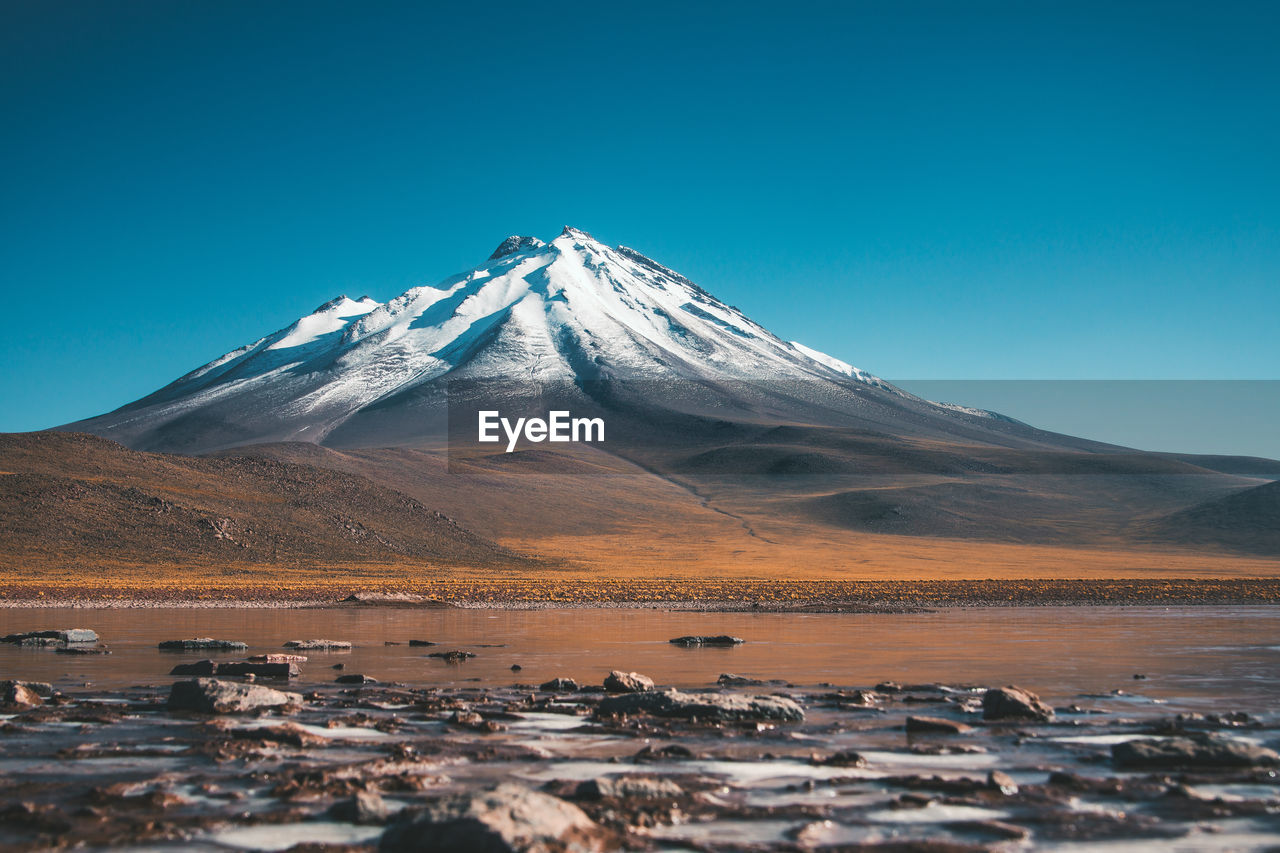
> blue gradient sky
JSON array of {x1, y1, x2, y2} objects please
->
[{"x1": 1, "y1": 1, "x2": 1277, "y2": 445}]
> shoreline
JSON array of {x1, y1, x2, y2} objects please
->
[{"x1": 1, "y1": 577, "x2": 1278, "y2": 609}]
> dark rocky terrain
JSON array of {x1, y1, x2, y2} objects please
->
[{"x1": 1, "y1": 624, "x2": 1278, "y2": 851}]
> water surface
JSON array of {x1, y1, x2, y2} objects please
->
[{"x1": 3, "y1": 605, "x2": 1277, "y2": 709}]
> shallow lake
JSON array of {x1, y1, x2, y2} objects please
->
[{"x1": 2, "y1": 605, "x2": 1278, "y2": 710}]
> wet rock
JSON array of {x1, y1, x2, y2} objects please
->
[
  {"x1": 248, "y1": 654, "x2": 307, "y2": 664},
  {"x1": 511, "y1": 664, "x2": 522, "y2": 672},
  {"x1": 1, "y1": 628, "x2": 98, "y2": 645},
  {"x1": 379, "y1": 782, "x2": 610, "y2": 852},
  {"x1": 575, "y1": 776, "x2": 682, "y2": 800},
  {"x1": 54, "y1": 646, "x2": 111, "y2": 655},
  {"x1": 906, "y1": 715, "x2": 973, "y2": 735},
  {"x1": 168, "y1": 678, "x2": 302, "y2": 714},
  {"x1": 1112, "y1": 736, "x2": 1280, "y2": 769},
  {"x1": 169, "y1": 660, "x2": 300, "y2": 678},
  {"x1": 158, "y1": 638, "x2": 248, "y2": 651},
  {"x1": 597, "y1": 689, "x2": 804, "y2": 722},
  {"x1": 669, "y1": 635, "x2": 744, "y2": 647},
  {"x1": 449, "y1": 710, "x2": 505, "y2": 732},
  {"x1": 540, "y1": 678, "x2": 579, "y2": 692},
  {"x1": 603, "y1": 670, "x2": 654, "y2": 693},
  {"x1": 283, "y1": 639, "x2": 352, "y2": 650},
  {"x1": 223, "y1": 720, "x2": 327, "y2": 747},
  {"x1": 429, "y1": 650, "x2": 476, "y2": 662},
  {"x1": 717, "y1": 673, "x2": 765, "y2": 686},
  {"x1": 1, "y1": 681, "x2": 43, "y2": 709},
  {"x1": 330, "y1": 789, "x2": 391, "y2": 824},
  {"x1": 632, "y1": 744, "x2": 698, "y2": 764},
  {"x1": 17, "y1": 637, "x2": 61, "y2": 647},
  {"x1": 987, "y1": 770, "x2": 1019, "y2": 795},
  {"x1": 408, "y1": 640, "x2": 437, "y2": 646},
  {"x1": 982, "y1": 686, "x2": 1054, "y2": 722},
  {"x1": 337, "y1": 674, "x2": 378, "y2": 684},
  {"x1": 876, "y1": 681, "x2": 903, "y2": 693},
  {"x1": 812, "y1": 750, "x2": 867, "y2": 768}
]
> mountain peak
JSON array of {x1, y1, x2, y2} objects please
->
[
  {"x1": 559, "y1": 226, "x2": 596, "y2": 240},
  {"x1": 488, "y1": 235, "x2": 546, "y2": 260}
]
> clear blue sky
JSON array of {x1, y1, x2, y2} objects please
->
[{"x1": 1, "y1": 0, "x2": 1277, "y2": 438}]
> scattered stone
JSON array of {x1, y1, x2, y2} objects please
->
[
  {"x1": 223, "y1": 720, "x2": 327, "y2": 747},
  {"x1": 283, "y1": 639, "x2": 352, "y2": 651},
  {"x1": 511, "y1": 664, "x2": 522, "y2": 672},
  {"x1": 876, "y1": 681, "x2": 903, "y2": 693},
  {"x1": 333, "y1": 663, "x2": 346, "y2": 670},
  {"x1": 342, "y1": 591, "x2": 436, "y2": 605},
  {"x1": 597, "y1": 689, "x2": 804, "y2": 722},
  {"x1": 169, "y1": 660, "x2": 299, "y2": 678},
  {"x1": 1, "y1": 681, "x2": 43, "y2": 709},
  {"x1": 669, "y1": 635, "x2": 744, "y2": 647},
  {"x1": 906, "y1": 715, "x2": 973, "y2": 735},
  {"x1": 428, "y1": 650, "x2": 476, "y2": 662},
  {"x1": 540, "y1": 677, "x2": 579, "y2": 692},
  {"x1": 408, "y1": 640, "x2": 437, "y2": 646},
  {"x1": 717, "y1": 673, "x2": 765, "y2": 686},
  {"x1": 603, "y1": 670, "x2": 654, "y2": 693},
  {"x1": 379, "y1": 783, "x2": 609, "y2": 852},
  {"x1": 983, "y1": 686, "x2": 1055, "y2": 722},
  {"x1": 17, "y1": 637, "x2": 62, "y2": 647},
  {"x1": 633, "y1": 744, "x2": 696, "y2": 762},
  {"x1": 812, "y1": 749, "x2": 867, "y2": 768},
  {"x1": 987, "y1": 770, "x2": 1019, "y2": 795},
  {"x1": 330, "y1": 789, "x2": 391, "y2": 824},
  {"x1": 248, "y1": 654, "x2": 307, "y2": 664},
  {"x1": 1112, "y1": 737, "x2": 1280, "y2": 769},
  {"x1": 337, "y1": 674, "x2": 378, "y2": 685},
  {"x1": 167, "y1": 678, "x2": 302, "y2": 714},
  {"x1": 575, "y1": 776, "x2": 683, "y2": 800},
  {"x1": 1133, "y1": 673, "x2": 1148, "y2": 680},
  {"x1": 158, "y1": 638, "x2": 247, "y2": 651},
  {"x1": 1, "y1": 629, "x2": 98, "y2": 645},
  {"x1": 448, "y1": 710, "x2": 504, "y2": 732},
  {"x1": 54, "y1": 646, "x2": 111, "y2": 655}
]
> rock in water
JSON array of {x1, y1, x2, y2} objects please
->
[
  {"x1": 575, "y1": 776, "x2": 683, "y2": 800},
  {"x1": 597, "y1": 689, "x2": 804, "y2": 722},
  {"x1": 717, "y1": 673, "x2": 765, "y2": 686},
  {"x1": 169, "y1": 660, "x2": 300, "y2": 678},
  {"x1": 1112, "y1": 737, "x2": 1280, "y2": 769},
  {"x1": 906, "y1": 715, "x2": 973, "y2": 735},
  {"x1": 283, "y1": 639, "x2": 352, "y2": 651},
  {"x1": 1, "y1": 628, "x2": 98, "y2": 645},
  {"x1": 0, "y1": 680, "x2": 44, "y2": 709},
  {"x1": 603, "y1": 671, "x2": 654, "y2": 693},
  {"x1": 540, "y1": 677, "x2": 579, "y2": 692},
  {"x1": 379, "y1": 782, "x2": 610, "y2": 852},
  {"x1": 167, "y1": 678, "x2": 302, "y2": 714},
  {"x1": 158, "y1": 638, "x2": 248, "y2": 651},
  {"x1": 982, "y1": 686, "x2": 1055, "y2": 722},
  {"x1": 669, "y1": 635, "x2": 744, "y2": 647},
  {"x1": 330, "y1": 790, "x2": 391, "y2": 824},
  {"x1": 336, "y1": 674, "x2": 378, "y2": 684},
  {"x1": 428, "y1": 650, "x2": 476, "y2": 662}
]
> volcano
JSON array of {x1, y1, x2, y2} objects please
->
[{"x1": 67, "y1": 226, "x2": 1099, "y2": 455}]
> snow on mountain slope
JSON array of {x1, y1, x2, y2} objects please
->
[{"x1": 66, "y1": 227, "x2": 1032, "y2": 453}]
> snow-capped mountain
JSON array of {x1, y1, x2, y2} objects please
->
[{"x1": 67, "y1": 227, "x2": 1057, "y2": 454}]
